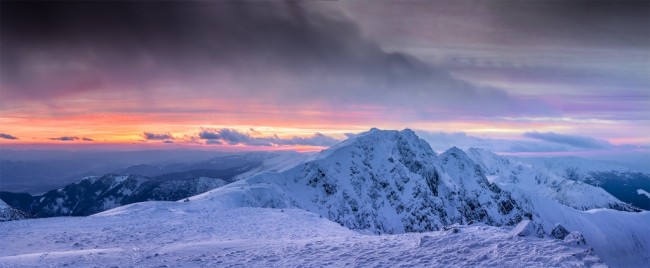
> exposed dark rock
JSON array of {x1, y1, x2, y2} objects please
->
[{"x1": 550, "y1": 224, "x2": 571, "y2": 240}]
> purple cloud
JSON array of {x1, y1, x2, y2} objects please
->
[
  {"x1": 272, "y1": 133, "x2": 340, "y2": 146},
  {"x1": 198, "y1": 128, "x2": 340, "y2": 147},
  {"x1": 0, "y1": 133, "x2": 18, "y2": 140},
  {"x1": 198, "y1": 129, "x2": 221, "y2": 140},
  {"x1": 143, "y1": 132, "x2": 174, "y2": 141},
  {"x1": 205, "y1": 139, "x2": 223, "y2": 145},
  {"x1": 50, "y1": 136, "x2": 79, "y2": 141}
]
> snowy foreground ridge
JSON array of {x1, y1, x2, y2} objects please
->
[
  {"x1": 0, "y1": 207, "x2": 604, "y2": 267},
  {"x1": 1, "y1": 128, "x2": 649, "y2": 267}
]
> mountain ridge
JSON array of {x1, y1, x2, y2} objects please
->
[{"x1": 190, "y1": 128, "x2": 529, "y2": 234}]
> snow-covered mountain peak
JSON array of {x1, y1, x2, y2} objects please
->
[
  {"x1": 466, "y1": 147, "x2": 518, "y2": 176},
  {"x1": 340, "y1": 128, "x2": 424, "y2": 148},
  {"x1": 439, "y1": 146, "x2": 489, "y2": 186},
  {"x1": 190, "y1": 128, "x2": 527, "y2": 234},
  {"x1": 467, "y1": 147, "x2": 500, "y2": 161},
  {"x1": 306, "y1": 128, "x2": 436, "y2": 163},
  {"x1": 440, "y1": 147, "x2": 475, "y2": 166}
]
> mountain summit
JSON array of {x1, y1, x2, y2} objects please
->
[{"x1": 192, "y1": 128, "x2": 528, "y2": 234}]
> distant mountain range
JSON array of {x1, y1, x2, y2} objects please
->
[
  {"x1": 0, "y1": 175, "x2": 228, "y2": 217},
  {"x1": 0, "y1": 150, "x2": 303, "y2": 193},
  {"x1": 0, "y1": 151, "x2": 305, "y2": 218}
]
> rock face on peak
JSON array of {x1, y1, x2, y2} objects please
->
[
  {"x1": 550, "y1": 224, "x2": 571, "y2": 240},
  {"x1": 438, "y1": 147, "x2": 527, "y2": 226},
  {"x1": 193, "y1": 129, "x2": 528, "y2": 234}
]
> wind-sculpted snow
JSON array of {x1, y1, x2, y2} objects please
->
[
  {"x1": 0, "y1": 205, "x2": 604, "y2": 267},
  {"x1": 526, "y1": 194, "x2": 650, "y2": 267},
  {"x1": 192, "y1": 129, "x2": 527, "y2": 234}
]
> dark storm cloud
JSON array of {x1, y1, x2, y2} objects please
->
[
  {"x1": 0, "y1": 1, "x2": 552, "y2": 117},
  {"x1": 50, "y1": 136, "x2": 79, "y2": 141},
  {"x1": 486, "y1": 0, "x2": 649, "y2": 49},
  {"x1": 0, "y1": 133, "x2": 18, "y2": 140},
  {"x1": 143, "y1": 132, "x2": 174, "y2": 141},
  {"x1": 523, "y1": 131, "x2": 611, "y2": 149},
  {"x1": 198, "y1": 128, "x2": 340, "y2": 147}
]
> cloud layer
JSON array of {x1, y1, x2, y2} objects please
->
[
  {"x1": 198, "y1": 128, "x2": 340, "y2": 147},
  {"x1": 523, "y1": 131, "x2": 611, "y2": 149},
  {"x1": 0, "y1": 1, "x2": 553, "y2": 119},
  {"x1": 416, "y1": 130, "x2": 645, "y2": 154},
  {"x1": 0, "y1": 1, "x2": 646, "y2": 150},
  {"x1": 143, "y1": 132, "x2": 174, "y2": 141},
  {"x1": 48, "y1": 136, "x2": 93, "y2": 142},
  {"x1": 0, "y1": 133, "x2": 18, "y2": 140}
]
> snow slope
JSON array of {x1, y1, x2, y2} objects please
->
[
  {"x1": 525, "y1": 194, "x2": 650, "y2": 267},
  {"x1": 0, "y1": 204, "x2": 604, "y2": 267}
]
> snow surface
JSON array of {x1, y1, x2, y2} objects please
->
[
  {"x1": 525, "y1": 193, "x2": 650, "y2": 267},
  {"x1": 0, "y1": 204, "x2": 604, "y2": 267}
]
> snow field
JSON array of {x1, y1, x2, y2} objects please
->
[{"x1": 0, "y1": 205, "x2": 604, "y2": 267}]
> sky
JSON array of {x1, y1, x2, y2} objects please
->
[{"x1": 0, "y1": 0, "x2": 648, "y2": 155}]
